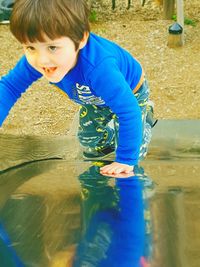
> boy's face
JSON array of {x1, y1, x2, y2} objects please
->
[{"x1": 22, "y1": 34, "x2": 86, "y2": 83}]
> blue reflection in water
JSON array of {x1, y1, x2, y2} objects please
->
[
  {"x1": 73, "y1": 163, "x2": 154, "y2": 267},
  {"x1": 0, "y1": 223, "x2": 24, "y2": 267}
]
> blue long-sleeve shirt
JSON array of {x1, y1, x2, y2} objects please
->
[{"x1": 0, "y1": 32, "x2": 143, "y2": 165}]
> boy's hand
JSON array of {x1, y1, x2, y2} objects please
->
[{"x1": 100, "y1": 162, "x2": 134, "y2": 175}]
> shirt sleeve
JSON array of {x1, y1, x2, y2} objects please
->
[
  {"x1": 88, "y1": 58, "x2": 142, "y2": 166},
  {"x1": 0, "y1": 56, "x2": 42, "y2": 126}
]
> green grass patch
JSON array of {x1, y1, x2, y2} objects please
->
[
  {"x1": 172, "y1": 15, "x2": 197, "y2": 26},
  {"x1": 89, "y1": 10, "x2": 97, "y2": 22}
]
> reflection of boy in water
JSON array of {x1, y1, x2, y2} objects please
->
[
  {"x1": 71, "y1": 163, "x2": 153, "y2": 267},
  {"x1": 0, "y1": 162, "x2": 153, "y2": 267}
]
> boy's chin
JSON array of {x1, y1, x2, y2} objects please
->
[{"x1": 44, "y1": 74, "x2": 65, "y2": 83}]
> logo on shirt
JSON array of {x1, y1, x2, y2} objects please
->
[{"x1": 74, "y1": 83, "x2": 105, "y2": 105}]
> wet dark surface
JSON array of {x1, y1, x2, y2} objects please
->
[{"x1": 0, "y1": 120, "x2": 200, "y2": 267}]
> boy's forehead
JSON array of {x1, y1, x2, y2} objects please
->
[{"x1": 23, "y1": 34, "x2": 70, "y2": 45}]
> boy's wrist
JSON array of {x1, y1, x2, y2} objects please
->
[{"x1": 115, "y1": 157, "x2": 138, "y2": 167}]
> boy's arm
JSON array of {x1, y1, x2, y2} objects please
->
[
  {"x1": 0, "y1": 56, "x2": 42, "y2": 126},
  {"x1": 89, "y1": 59, "x2": 142, "y2": 168}
]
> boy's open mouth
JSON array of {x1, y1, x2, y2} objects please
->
[{"x1": 42, "y1": 67, "x2": 57, "y2": 74}]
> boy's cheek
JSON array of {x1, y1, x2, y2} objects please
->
[
  {"x1": 25, "y1": 55, "x2": 40, "y2": 72},
  {"x1": 24, "y1": 54, "x2": 33, "y2": 65}
]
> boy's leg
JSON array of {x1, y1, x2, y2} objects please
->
[
  {"x1": 78, "y1": 105, "x2": 116, "y2": 159},
  {"x1": 134, "y1": 79, "x2": 156, "y2": 161}
]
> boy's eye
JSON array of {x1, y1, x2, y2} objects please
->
[
  {"x1": 48, "y1": 46, "x2": 57, "y2": 52},
  {"x1": 26, "y1": 46, "x2": 35, "y2": 52}
]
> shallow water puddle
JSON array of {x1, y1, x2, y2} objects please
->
[
  {"x1": 0, "y1": 120, "x2": 200, "y2": 266},
  {"x1": 0, "y1": 158, "x2": 200, "y2": 267}
]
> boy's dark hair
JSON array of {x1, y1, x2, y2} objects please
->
[{"x1": 10, "y1": 0, "x2": 90, "y2": 50}]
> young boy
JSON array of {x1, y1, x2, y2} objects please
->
[{"x1": 0, "y1": 0, "x2": 156, "y2": 175}]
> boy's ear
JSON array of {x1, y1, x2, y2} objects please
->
[{"x1": 79, "y1": 31, "x2": 89, "y2": 49}]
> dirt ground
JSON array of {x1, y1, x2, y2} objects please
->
[{"x1": 0, "y1": 0, "x2": 199, "y2": 136}]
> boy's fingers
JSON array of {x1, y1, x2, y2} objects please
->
[
  {"x1": 100, "y1": 162, "x2": 133, "y2": 175},
  {"x1": 100, "y1": 166, "x2": 118, "y2": 174}
]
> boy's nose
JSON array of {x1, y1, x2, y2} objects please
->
[{"x1": 37, "y1": 52, "x2": 50, "y2": 66}]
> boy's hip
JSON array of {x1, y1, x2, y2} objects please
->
[{"x1": 132, "y1": 69, "x2": 145, "y2": 94}]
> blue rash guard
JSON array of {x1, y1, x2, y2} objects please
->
[{"x1": 0, "y1": 32, "x2": 143, "y2": 165}]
